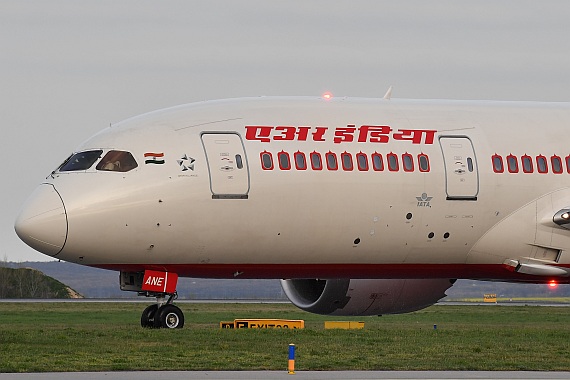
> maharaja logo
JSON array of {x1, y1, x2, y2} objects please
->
[
  {"x1": 416, "y1": 193, "x2": 433, "y2": 207},
  {"x1": 144, "y1": 152, "x2": 165, "y2": 165}
]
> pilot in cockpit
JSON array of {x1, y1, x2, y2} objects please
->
[{"x1": 96, "y1": 151, "x2": 138, "y2": 172}]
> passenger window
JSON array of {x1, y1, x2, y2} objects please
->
[
  {"x1": 356, "y1": 153, "x2": 368, "y2": 171},
  {"x1": 566, "y1": 155, "x2": 570, "y2": 173},
  {"x1": 341, "y1": 152, "x2": 353, "y2": 171},
  {"x1": 492, "y1": 154, "x2": 504, "y2": 173},
  {"x1": 402, "y1": 153, "x2": 414, "y2": 172},
  {"x1": 522, "y1": 155, "x2": 533, "y2": 173},
  {"x1": 551, "y1": 155, "x2": 562, "y2": 174},
  {"x1": 278, "y1": 151, "x2": 291, "y2": 170},
  {"x1": 294, "y1": 152, "x2": 307, "y2": 170},
  {"x1": 507, "y1": 155, "x2": 518, "y2": 173},
  {"x1": 418, "y1": 154, "x2": 430, "y2": 172},
  {"x1": 310, "y1": 152, "x2": 322, "y2": 170},
  {"x1": 96, "y1": 151, "x2": 138, "y2": 172},
  {"x1": 59, "y1": 150, "x2": 103, "y2": 172},
  {"x1": 387, "y1": 153, "x2": 399, "y2": 172},
  {"x1": 537, "y1": 155, "x2": 548, "y2": 173},
  {"x1": 326, "y1": 152, "x2": 338, "y2": 170},
  {"x1": 261, "y1": 151, "x2": 273, "y2": 170},
  {"x1": 372, "y1": 153, "x2": 384, "y2": 171}
]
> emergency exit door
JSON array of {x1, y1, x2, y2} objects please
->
[
  {"x1": 201, "y1": 133, "x2": 249, "y2": 199},
  {"x1": 439, "y1": 136, "x2": 479, "y2": 200}
]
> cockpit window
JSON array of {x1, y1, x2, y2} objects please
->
[
  {"x1": 96, "y1": 150, "x2": 138, "y2": 172},
  {"x1": 59, "y1": 150, "x2": 103, "y2": 172}
]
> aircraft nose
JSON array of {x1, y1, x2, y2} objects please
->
[{"x1": 15, "y1": 184, "x2": 68, "y2": 257}]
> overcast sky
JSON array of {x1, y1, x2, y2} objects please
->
[{"x1": 2, "y1": 1, "x2": 570, "y2": 262}]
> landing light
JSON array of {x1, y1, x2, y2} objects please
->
[
  {"x1": 322, "y1": 92, "x2": 333, "y2": 100},
  {"x1": 552, "y1": 208, "x2": 570, "y2": 229}
]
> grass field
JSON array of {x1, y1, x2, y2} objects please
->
[{"x1": 2, "y1": 302, "x2": 570, "y2": 372}]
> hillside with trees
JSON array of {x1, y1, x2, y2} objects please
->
[{"x1": 0, "y1": 266, "x2": 81, "y2": 299}]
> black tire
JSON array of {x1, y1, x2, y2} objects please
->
[
  {"x1": 141, "y1": 304, "x2": 159, "y2": 328},
  {"x1": 154, "y1": 304, "x2": 185, "y2": 329}
]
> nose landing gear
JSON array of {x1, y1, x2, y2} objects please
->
[
  {"x1": 140, "y1": 292, "x2": 185, "y2": 329},
  {"x1": 120, "y1": 270, "x2": 184, "y2": 329}
]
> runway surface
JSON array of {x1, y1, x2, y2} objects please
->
[{"x1": 2, "y1": 372, "x2": 570, "y2": 380}]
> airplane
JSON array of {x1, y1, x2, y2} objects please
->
[{"x1": 14, "y1": 93, "x2": 570, "y2": 329}]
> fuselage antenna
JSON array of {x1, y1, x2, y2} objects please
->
[{"x1": 383, "y1": 85, "x2": 393, "y2": 100}]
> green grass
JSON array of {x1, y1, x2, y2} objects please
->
[{"x1": 1, "y1": 302, "x2": 570, "y2": 372}]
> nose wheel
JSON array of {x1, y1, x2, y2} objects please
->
[
  {"x1": 141, "y1": 304, "x2": 159, "y2": 328},
  {"x1": 154, "y1": 304, "x2": 184, "y2": 328},
  {"x1": 140, "y1": 292, "x2": 185, "y2": 329}
]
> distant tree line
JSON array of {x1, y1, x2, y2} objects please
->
[{"x1": 0, "y1": 267, "x2": 74, "y2": 298}]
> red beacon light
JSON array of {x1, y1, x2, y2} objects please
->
[
  {"x1": 322, "y1": 92, "x2": 333, "y2": 100},
  {"x1": 548, "y1": 280, "x2": 558, "y2": 289}
]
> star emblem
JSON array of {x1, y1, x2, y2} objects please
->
[{"x1": 177, "y1": 155, "x2": 195, "y2": 171}]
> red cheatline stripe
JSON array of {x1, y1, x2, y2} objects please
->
[
  {"x1": 91, "y1": 263, "x2": 570, "y2": 283},
  {"x1": 144, "y1": 152, "x2": 164, "y2": 157}
]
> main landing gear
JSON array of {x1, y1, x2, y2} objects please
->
[{"x1": 140, "y1": 292, "x2": 185, "y2": 329}]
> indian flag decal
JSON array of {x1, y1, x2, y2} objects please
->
[{"x1": 144, "y1": 152, "x2": 165, "y2": 164}]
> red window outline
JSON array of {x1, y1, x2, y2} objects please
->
[
  {"x1": 566, "y1": 155, "x2": 570, "y2": 174},
  {"x1": 277, "y1": 151, "x2": 291, "y2": 170},
  {"x1": 387, "y1": 153, "x2": 399, "y2": 172},
  {"x1": 356, "y1": 152, "x2": 369, "y2": 171},
  {"x1": 506, "y1": 154, "x2": 518, "y2": 173},
  {"x1": 341, "y1": 152, "x2": 353, "y2": 171},
  {"x1": 522, "y1": 154, "x2": 533, "y2": 173},
  {"x1": 260, "y1": 151, "x2": 274, "y2": 170},
  {"x1": 536, "y1": 155, "x2": 548, "y2": 174},
  {"x1": 371, "y1": 153, "x2": 384, "y2": 171},
  {"x1": 551, "y1": 155, "x2": 563, "y2": 174},
  {"x1": 418, "y1": 153, "x2": 430, "y2": 172},
  {"x1": 325, "y1": 152, "x2": 338, "y2": 171},
  {"x1": 402, "y1": 153, "x2": 414, "y2": 172},
  {"x1": 492, "y1": 154, "x2": 504, "y2": 173},
  {"x1": 294, "y1": 151, "x2": 307, "y2": 170},
  {"x1": 310, "y1": 151, "x2": 322, "y2": 171}
]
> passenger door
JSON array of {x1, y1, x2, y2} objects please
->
[
  {"x1": 201, "y1": 133, "x2": 249, "y2": 199},
  {"x1": 439, "y1": 136, "x2": 479, "y2": 200}
]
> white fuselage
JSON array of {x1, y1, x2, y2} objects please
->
[{"x1": 15, "y1": 96, "x2": 570, "y2": 283}]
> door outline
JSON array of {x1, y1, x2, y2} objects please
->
[
  {"x1": 439, "y1": 135, "x2": 479, "y2": 201},
  {"x1": 201, "y1": 132, "x2": 250, "y2": 199}
]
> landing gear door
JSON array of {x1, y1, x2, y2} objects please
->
[
  {"x1": 439, "y1": 136, "x2": 479, "y2": 201},
  {"x1": 201, "y1": 133, "x2": 250, "y2": 199}
]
